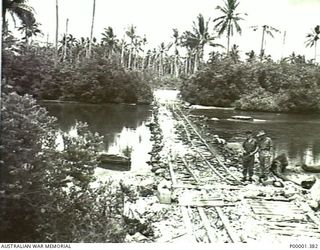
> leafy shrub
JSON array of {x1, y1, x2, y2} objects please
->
[
  {"x1": 0, "y1": 92, "x2": 127, "y2": 242},
  {"x1": 181, "y1": 59, "x2": 248, "y2": 106}
]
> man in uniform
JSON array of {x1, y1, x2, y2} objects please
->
[
  {"x1": 256, "y1": 130, "x2": 273, "y2": 182},
  {"x1": 242, "y1": 130, "x2": 258, "y2": 182}
]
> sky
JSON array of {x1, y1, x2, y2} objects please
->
[{"x1": 21, "y1": 0, "x2": 320, "y2": 61}]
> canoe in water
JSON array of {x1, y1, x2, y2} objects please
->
[
  {"x1": 98, "y1": 153, "x2": 131, "y2": 171},
  {"x1": 301, "y1": 164, "x2": 320, "y2": 173}
]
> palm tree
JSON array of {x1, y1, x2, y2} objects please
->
[
  {"x1": 305, "y1": 25, "x2": 320, "y2": 62},
  {"x1": 119, "y1": 37, "x2": 128, "y2": 67},
  {"x1": 192, "y1": 14, "x2": 217, "y2": 64},
  {"x1": 245, "y1": 50, "x2": 257, "y2": 63},
  {"x1": 172, "y1": 28, "x2": 181, "y2": 77},
  {"x1": 229, "y1": 44, "x2": 240, "y2": 62},
  {"x1": 17, "y1": 22, "x2": 42, "y2": 44},
  {"x1": 88, "y1": 0, "x2": 96, "y2": 58},
  {"x1": 125, "y1": 25, "x2": 139, "y2": 69},
  {"x1": 2, "y1": 0, "x2": 35, "y2": 31},
  {"x1": 213, "y1": 0, "x2": 246, "y2": 54},
  {"x1": 251, "y1": 24, "x2": 280, "y2": 57},
  {"x1": 181, "y1": 14, "x2": 221, "y2": 73},
  {"x1": 101, "y1": 26, "x2": 119, "y2": 58},
  {"x1": 157, "y1": 42, "x2": 172, "y2": 76}
]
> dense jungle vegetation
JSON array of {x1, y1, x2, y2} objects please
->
[
  {"x1": 181, "y1": 53, "x2": 320, "y2": 113},
  {"x1": 1, "y1": 0, "x2": 320, "y2": 243}
]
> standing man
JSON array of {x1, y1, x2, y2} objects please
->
[
  {"x1": 256, "y1": 130, "x2": 273, "y2": 183},
  {"x1": 242, "y1": 130, "x2": 258, "y2": 182}
]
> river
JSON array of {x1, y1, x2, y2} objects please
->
[
  {"x1": 42, "y1": 90, "x2": 320, "y2": 175},
  {"x1": 43, "y1": 101, "x2": 153, "y2": 176},
  {"x1": 190, "y1": 105, "x2": 320, "y2": 166}
]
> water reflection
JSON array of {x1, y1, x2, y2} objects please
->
[
  {"x1": 42, "y1": 102, "x2": 152, "y2": 172},
  {"x1": 191, "y1": 107, "x2": 320, "y2": 166}
]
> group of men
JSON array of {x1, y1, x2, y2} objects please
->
[{"x1": 241, "y1": 129, "x2": 289, "y2": 184}]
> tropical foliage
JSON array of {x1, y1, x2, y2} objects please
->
[
  {"x1": 213, "y1": 0, "x2": 246, "y2": 54},
  {"x1": 0, "y1": 92, "x2": 128, "y2": 242},
  {"x1": 2, "y1": 36, "x2": 153, "y2": 104},
  {"x1": 181, "y1": 56, "x2": 320, "y2": 112},
  {"x1": 251, "y1": 24, "x2": 281, "y2": 57},
  {"x1": 2, "y1": 0, "x2": 35, "y2": 31},
  {"x1": 305, "y1": 25, "x2": 320, "y2": 62}
]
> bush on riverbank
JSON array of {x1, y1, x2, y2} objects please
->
[
  {"x1": 180, "y1": 58, "x2": 320, "y2": 113},
  {"x1": 2, "y1": 47, "x2": 153, "y2": 104},
  {"x1": 0, "y1": 92, "x2": 127, "y2": 242}
]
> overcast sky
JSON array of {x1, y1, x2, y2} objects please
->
[{"x1": 26, "y1": 0, "x2": 320, "y2": 61}]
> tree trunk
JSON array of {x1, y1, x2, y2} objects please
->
[
  {"x1": 55, "y1": 0, "x2": 59, "y2": 66},
  {"x1": 315, "y1": 40, "x2": 317, "y2": 63},
  {"x1": 2, "y1": 8, "x2": 7, "y2": 32},
  {"x1": 260, "y1": 26, "x2": 266, "y2": 57},
  {"x1": 63, "y1": 18, "x2": 69, "y2": 61},
  {"x1": 128, "y1": 49, "x2": 132, "y2": 69},
  {"x1": 185, "y1": 59, "x2": 188, "y2": 74},
  {"x1": 88, "y1": 0, "x2": 96, "y2": 58},
  {"x1": 120, "y1": 39, "x2": 125, "y2": 66},
  {"x1": 174, "y1": 54, "x2": 179, "y2": 77},
  {"x1": 227, "y1": 20, "x2": 231, "y2": 54},
  {"x1": 194, "y1": 53, "x2": 198, "y2": 74},
  {"x1": 46, "y1": 33, "x2": 49, "y2": 48}
]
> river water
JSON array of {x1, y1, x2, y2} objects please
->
[
  {"x1": 190, "y1": 106, "x2": 320, "y2": 166},
  {"x1": 43, "y1": 102, "x2": 153, "y2": 175},
  {"x1": 42, "y1": 90, "x2": 320, "y2": 174}
]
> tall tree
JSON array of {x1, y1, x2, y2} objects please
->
[
  {"x1": 63, "y1": 18, "x2": 69, "y2": 61},
  {"x1": 88, "y1": 0, "x2": 96, "y2": 58},
  {"x1": 157, "y1": 42, "x2": 172, "y2": 76},
  {"x1": 213, "y1": 0, "x2": 246, "y2": 54},
  {"x1": 55, "y1": 0, "x2": 59, "y2": 65},
  {"x1": 172, "y1": 28, "x2": 181, "y2": 77},
  {"x1": 17, "y1": 22, "x2": 42, "y2": 45},
  {"x1": 181, "y1": 14, "x2": 221, "y2": 73},
  {"x1": 2, "y1": 0, "x2": 35, "y2": 31},
  {"x1": 125, "y1": 25, "x2": 139, "y2": 69},
  {"x1": 251, "y1": 24, "x2": 280, "y2": 57},
  {"x1": 305, "y1": 25, "x2": 320, "y2": 63},
  {"x1": 101, "y1": 26, "x2": 119, "y2": 58}
]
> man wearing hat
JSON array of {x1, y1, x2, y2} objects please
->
[
  {"x1": 242, "y1": 130, "x2": 258, "y2": 182},
  {"x1": 256, "y1": 130, "x2": 273, "y2": 182}
]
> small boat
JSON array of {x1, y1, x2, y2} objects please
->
[
  {"x1": 97, "y1": 153, "x2": 131, "y2": 171},
  {"x1": 301, "y1": 164, "x2": 320, "y2": 173}
]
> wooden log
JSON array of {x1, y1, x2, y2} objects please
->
[
  {"x1": 181, "y1": 157, "x2": 200, "y2": 183},
  {"x1": 172, "y1": 183, "x2": 241, "y2": 190},
  {"x1": 245, "y1": 196, "x2": 294, "y2": 202},
  {"x1": 249, "y1": 204, "x2": 302, "y2": 211},
  {"x1": 268, "y1": 228, "x2": 320, "y2": 238},
  {"x1": 197, "y1": 207, "x2": 217, "y2": 243},
  {"x1": 267, "y1": 225, "x2": 320, "y2": 233},
  {"x1": 215, "y1": 207, "x2": 241, "y2": 242},
  {"x1": 178, "y1": 200, "x2": 235, "y2": 207},
  {"x1": 265, "y1": 221, "x2": 320, "y2": 230},
  {"x1": 181, "y1": 206, "x2": 196, "y2": 242}
]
